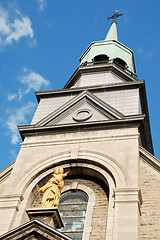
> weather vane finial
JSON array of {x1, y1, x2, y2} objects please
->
[{"x1": 107, "y1": 10, "x2": 124, "y2": 22}]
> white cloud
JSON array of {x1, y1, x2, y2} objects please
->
[
  {"x1": 38, "y1": 0, "x2": 46, "y2": 11},
  {"x1": 6, "y1": 15, "x2": 33, "y2": 44},
  {"x1": 8, "y1": 68, "x2": 50, "y2": 101},
  {"x1": 18, "y1": 88, "x2": 30, "y2": 99},
  {"x1": 20, "y1": 68, "x2": 50, "y2": 91},
  {"x1": 6, "y1": 102, "x2": 36, "y2": 144},
  {"x1": 0, "y1": 6, "x2": 11, "y2": 35},
  {"x1": 0, "y1": 6, "x2": 34, "y2": 47},
  {"x1": 8, "y1": 93, "x2": 17, "y2": 101}
]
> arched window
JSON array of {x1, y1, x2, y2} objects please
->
[
  {"x1": 113, "y1": 57, "x2": 127, "y2": 69},
  {"x1": 93, "y1": 54, "x2": 109, "y2": 63},
  {"x1": 58, "y1": 190, "x2": 88, "y2": 240}
]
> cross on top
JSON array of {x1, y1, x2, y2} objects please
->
[{"x1": 107, "y1": 10, "x2": 124, "y2": 22}]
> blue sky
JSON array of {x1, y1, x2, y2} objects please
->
[{"x1": 0, "y1": 0, "x2": 160, "y2": 171}]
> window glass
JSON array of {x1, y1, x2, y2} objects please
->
[{"x1": 58, "y1": 191, "x2": 88, "y2": 240}]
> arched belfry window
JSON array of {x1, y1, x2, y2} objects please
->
[
  {"x1": 113, "y1": 57, "x2": 127, "y2": 69},
  {"x1": 58, "y1": 190, "x2": 88, "y2": 240},
  {"x1": 93, "y1": 54, "x2": 109, "y2": 63}
]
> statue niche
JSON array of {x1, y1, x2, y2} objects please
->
[{"x1": 37, "y1": 167, "x2": 68, "y2": 208}]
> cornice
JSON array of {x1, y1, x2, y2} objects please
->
[
  {"x1": 140, "y1": 146, "x2": 160, "y2": 172},
  {"x1": 64, "y1": 62, "x2": 137, "y2": 88},
  {"x1": 18, "y1": 115, "x2": 145, "y2": 139},
  {"x1": 35, "y1": 79, "x2": 144, "y2": 102}
]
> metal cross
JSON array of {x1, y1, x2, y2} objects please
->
[{"x1": 107, "y1": 10, "x2": 124, "y2": 22}]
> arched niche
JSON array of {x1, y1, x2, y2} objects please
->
[
  {"x1": 31, "y1": 166, "x2": 109, "y2": 240},
  {"x1": 31, "y1": 165, "x2": 109, "y2": 208},
  {"x1": 12, "y1": 149, "x2": 129, "y2": 240},
  {"x1": 13, "y1": 149, "x2": 128, "y2": 195},
  {"x1": 12, "y1": 163, "x2": 116, "y2": 240}
]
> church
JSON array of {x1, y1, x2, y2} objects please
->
[{"x1": 0, "y1": 13, "x2": 160, "y2": 240}]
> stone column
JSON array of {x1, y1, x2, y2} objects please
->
[{"x1": 113, "y1": 188, "x2": 142, "y2": 240}]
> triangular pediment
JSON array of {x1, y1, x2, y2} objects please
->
[
  {"x1": 35, "y1": 91, "x2": 124, "y2": 127},
  {"x1": 0, "y1": 220, "x2": 72, "y2": 240}
]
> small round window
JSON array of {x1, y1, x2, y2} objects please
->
[{"x1": 58, "y1": 190, "x2": 88, "y2": 240}]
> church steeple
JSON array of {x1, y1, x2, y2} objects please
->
[
  {"x1": 79, "y1": 15, "x2": 136, "y2": 74},
  {"x1": 105, "y1": 21, "x2": 118, "y2": 41},
  {"x1": 105, "y1": 10, "x2": 123, "y2": 41}
]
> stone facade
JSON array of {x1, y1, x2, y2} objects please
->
[
  {"x1": 0, "y1": 20, "x2": 160, "y2": 240},
  {"x1": 140, "y1": 159, "x2": 160, "y2": 239},
  {"x1": 0, "y1": 126, "x2": 141, "y2": 240}
]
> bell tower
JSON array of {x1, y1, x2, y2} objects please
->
[{"x1": 0, "y1": 13, "x2": 160, "y2": 240}]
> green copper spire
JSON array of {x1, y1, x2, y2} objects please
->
[
  {"x1": 105, "y1": 22, "x2": 118, "y2": 41},
  {"x1": 79, "y1": 13, "x2": 136, "y2": 74}
]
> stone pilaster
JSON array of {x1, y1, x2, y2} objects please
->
[
  {"x1": 113, "y1": 188, "x2": 142, "y2": 240},
  {"x1": 0, "y1": 194, "x2": 23, "y2": 234}
]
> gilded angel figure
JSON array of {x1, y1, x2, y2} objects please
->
[{"x1": 37, "y1": 167, "x2": 68, "y2": 208}]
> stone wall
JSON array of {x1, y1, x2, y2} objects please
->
[
  {"x1": 72, "y1": 72, "x2": 123, "y2": 88},
  {"x1": 140, "y1": 160, "x2": 160, "y2": 239}
]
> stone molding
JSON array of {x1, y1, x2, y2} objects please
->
[
  {"x1": 64, "y1": 63, "x2": 137, "y2": 89},
  {"x1": 113, "y1": 188, "x2": 143, "y2": 215},
  {"x1": 140, "y1": 146, "x2": 160, "y2": 172},
  {"x1": 36, "y1": 80, "x2": 144, "y2": 100},
  {"x1": 18, "y1": 115, "x2": 144, "y2": 140},
  {"x1": 20, "y1": 133, "x2": 139, "y2": 148},
  {"x1": 13, "y1": 149, "x2": 128, "y2": 195},
  {"x1": 0, "y1": 220, "x2": 72, "y2": 240},
  {"x1": 112, "y1": 188, "x2": 142, "y2": 240},
  {"x1": 0, "y1": 194, "x2": 23, "y2": 211}
]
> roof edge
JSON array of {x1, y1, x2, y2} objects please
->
[
  {"x1": 0, "y1": 219, "x2": 72, "y2": 240},
  {"x1": 36, "y1": 80, "x2": 143, "y2": 101},
  {"x1": 140, "y1": 146, "x2": 160, "y2": 172},
  {"x1": 0, "y1": 162, "x2": 15, "y2": 183},
  {"x1": 79, "y1": 39, "x2": 134, "y2": 62}
]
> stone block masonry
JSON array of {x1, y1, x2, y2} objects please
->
[{"x1": 140, "y1": 160, "x2": 160, "y2": 240}]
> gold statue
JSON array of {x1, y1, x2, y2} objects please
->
[{"x1": 37, "y1": 167, "x2": 68, "y2": 208}]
